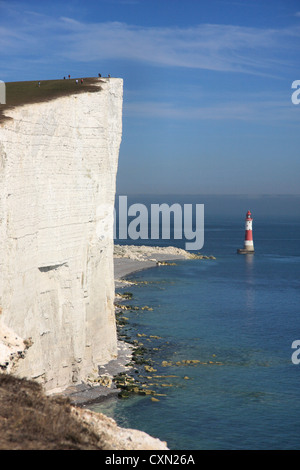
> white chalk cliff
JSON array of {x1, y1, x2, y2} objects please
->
[{"x1": 0, "y1": 78, "x2": 123, "y2": 393}]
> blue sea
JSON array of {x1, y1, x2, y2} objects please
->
[{"x1": 89, "y1": 195, "x2": 300, "y2": 450}]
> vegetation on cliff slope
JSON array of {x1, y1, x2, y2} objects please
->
[{"x1": 0, "y1": 373, "x2": 104, "y2": 450}]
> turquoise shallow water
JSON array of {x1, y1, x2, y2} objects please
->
[{"x1": 89, "y1": 212, "x2": 300, "y2": 450}]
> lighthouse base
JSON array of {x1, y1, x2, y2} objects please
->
[{"x1": 237, "y1": 248, "x2": 255, "y2": 254}]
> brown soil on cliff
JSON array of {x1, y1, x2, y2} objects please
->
[
  {"x1": 0, "y1": 77, "x2": 102, "y2": 123},
  {"x1": 0, "y1": 373, "x2": 104, "y2": 450}
]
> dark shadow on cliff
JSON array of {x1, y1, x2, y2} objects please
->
[{"x1": 0, "y1": 373, "x2": 104, "y2": 450}]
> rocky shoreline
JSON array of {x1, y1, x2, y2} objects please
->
[
  {"x1": 62, "y1": 244, "x2": 195, "y2": 406},
  {"x1": 63, "y1": 244, "x2": 217, "y2": 405},
  {"x1": 65, "y1": 244, "x2": 216, "y2": 405}
]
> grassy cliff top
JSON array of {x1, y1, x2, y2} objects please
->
[{"x1": 0, "y1": 77, "x2": 102, "y2": 123}]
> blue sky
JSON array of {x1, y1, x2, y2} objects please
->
[{"x1": 1, "y1": 0, "x2": 300, "y2": 195}]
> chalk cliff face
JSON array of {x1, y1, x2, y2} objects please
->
[{"x1": 0, "y1": 78, "x2": 123, "y2": 392}]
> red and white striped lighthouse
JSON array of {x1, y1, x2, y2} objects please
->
[{"x1": 237, "y1": 210, "x2": 255, "y2": 254}]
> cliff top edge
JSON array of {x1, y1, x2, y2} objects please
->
[{"x1": 0, "y1": 77, "x2": 111, "y2": 123}]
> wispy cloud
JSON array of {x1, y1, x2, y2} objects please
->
[
  {"x1": 56, "y1": 20, "x2": 300, "y2": 76},
  {"x1": 124, "y1": 93, "x2": 300, "y2": 123},
  {"x1": 1, "y1": 5, "x2": 299, "y2": 77}
]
